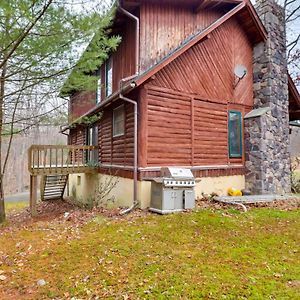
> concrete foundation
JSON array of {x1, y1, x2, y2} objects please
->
[{"x1": 69, "y1": 173, "x2": 245, "y2": 208}]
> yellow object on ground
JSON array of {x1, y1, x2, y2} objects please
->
[{"x1": 228, "y1": 187, "x2": 243, "y2": 196}]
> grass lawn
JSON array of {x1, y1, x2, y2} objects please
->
[
  {"x1": 0, "y1": 207, "x2": 300, "y2": 299},
  {"x1": 5, "y1": 201, "x2": 28, "y2": 213}
]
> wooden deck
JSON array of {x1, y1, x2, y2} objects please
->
[
  {"x1": 28, "y1": 145, "x2": 98, "y2": 216},
  {"x1": 28, "y1": 145, "x2": 98, "y2": 175}
]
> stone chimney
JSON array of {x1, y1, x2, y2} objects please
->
[{"x1": 245, "y1": 0, "x2": 291, "y2": 194}]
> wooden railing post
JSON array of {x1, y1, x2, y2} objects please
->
[
  {"x1": 28, "y1": 145, "x2": 98, "y2": 176},
  {"x1": 72, "y1": 148, "x2": 75, "y2": 173},
  {"x1": 28, "y1": 146, "x2": 32, "y2": 173},
  {"x1": 30, "y1": 175, "x2": 38, "y2": 217}
]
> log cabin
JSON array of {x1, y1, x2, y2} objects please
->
[{"x1": 28, "y1": 0, "x2": 300, "y2": 211}]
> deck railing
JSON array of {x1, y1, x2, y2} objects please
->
[{"x1": 28, "y1": 145, "x2": 98, "y2": 175}]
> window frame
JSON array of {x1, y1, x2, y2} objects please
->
[
  {"x1": 86, "y1": 125, "x2": 99, "y2": 163},
  {"x1": 113, "y1": 105, "x2": 125, "y2": 138},
  {"x1": 96, "y1": 75, "x2": 102, "y2": 104},
  {"x1": 105, "y1": 57, "x2": 113, "y2": 97},
  {"x1": 86, "y1": 126, "x2": 98, "y2": 146},
  {"x1": 228, "y1": 110, "x2": 243, "y2": 158}
]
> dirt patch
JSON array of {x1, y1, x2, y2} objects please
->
[
  {"x1": 6, "y1": 200, "x2": 77, "y2": 227},
  {"x1": 3, "y1": 199, "x2": 152, "y2": 233},
  {"x1": 196, "y1": 196, "x2": 300, "y2": 211},
  {"x1": 3, "y1": 196, "x2": 300, "y2": 231}
]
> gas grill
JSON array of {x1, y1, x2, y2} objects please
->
[{"x1": 150, "y1": 167, "x2": 196, "y2": 214}]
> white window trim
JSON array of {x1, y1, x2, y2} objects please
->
[
  {"x1": 113, "y1": 105, "x2": 125, "y2": 137},
  {"x1": 106, "y1": 57, "x2": 113, "y2": 97},
  {"x1": 96, "y1": 77, "x2": 101, "y2": 104}
]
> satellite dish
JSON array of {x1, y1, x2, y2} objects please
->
[{"x1": 234, "y1": 65, "x2": 247, "y2": 79}]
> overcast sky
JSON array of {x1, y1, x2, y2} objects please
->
[{"x1": 251, "y1": 0, "x2": 300, "y2": 44}]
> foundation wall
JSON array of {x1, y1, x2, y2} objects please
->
[
  {"x1": 69, "y1": 174, "x2": 245, "y2": 208},
  {"x1": 195, "y1": 175, "x2": 245, "y2": 197}
]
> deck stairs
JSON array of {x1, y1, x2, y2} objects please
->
[
  {"x1": 40, "y1": 175, "x2": 68, "y2": 201},
  {"x1": 28, "y1": 145, "x2": 98, "y2": 213}
]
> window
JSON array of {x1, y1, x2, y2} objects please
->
[
  {"x1": 113, "y1": 105, "x2": 125, "y2": 137},
  {"x1": 228, "y1": 111, "x2": 243, "y2": 158},
  {"x1": 106, "y1": 57, "x2": 113, "y2": 97},
  {"x1": 86, "y1": 126, "x2": 98, "y2": 163},
  {"x1": 87, "y1": 126, "x2": 98, "y2": 146},
  {"x1": 96, "y1": 77, "x2": 101, "y2": 104}
]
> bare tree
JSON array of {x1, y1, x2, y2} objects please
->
[
  {"x1": 0, "y1": 0, "x2": 119, "y2": 223},
  {"x1": 284, "y1": 0, "x2": 300, "y2": 85}
]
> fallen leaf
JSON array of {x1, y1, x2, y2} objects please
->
[
  {"x1": 37, "y1": 279, "x2": 46, "y2": 286},
  {"x1": 0, "y1": 275, "x2": 7, "y2": 281}
]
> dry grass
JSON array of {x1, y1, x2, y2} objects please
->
[
  {"x1": 0, "y1": 203, "x2": 299, "y2": 299},
  {"x1": 5, "y1": 201, "x2": 28, "y2": 213}
]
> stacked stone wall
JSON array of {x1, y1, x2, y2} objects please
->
[{"x1": 245, "y1": 0, "x2": 291, "y2": 194}]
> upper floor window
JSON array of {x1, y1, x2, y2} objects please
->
[
  {"x1": 96, "y1": 76, "x2": 101, "y2": 104},
  {"x1": 228, "y1": 111, "x2": 242, "y2": 158},
  {"x1": 113, "y1": 105, "x2": 125, "y2": 137},
  {"x1": 106, "y1": 57, "x2": 113, "y2": 97}
]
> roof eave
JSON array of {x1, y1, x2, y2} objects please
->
[
  {"x1": 288, "y1": 74, "x2": 300, "y2": 107},
  {"x1": 61, "y1": 82, "x2": 136, "y2": 133},
  {"x1": 245, "y1": 0, "x2": 268, "y2": 42},
  {"x1": 133, "y1": 1, "x2": 246, "y2": 88}
]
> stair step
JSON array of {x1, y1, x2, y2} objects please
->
[
  {"x1": 41, "y1": 174, "x2": 68, "y2": 202},
  {"x1": 44, "y1": 187, "x2": 65, "y2": 190},
  {"x1": 44, "y1": 184, "x2": 65, "y2": 188},
  {"x1": 43, "y1": 197, "x2": 62, "y2": 200},
  {"x1": 44, "y1": 191, "x2": 64, "y2": 194},
  {"x1": 44, "y1": 193, "x2": 62, "y2": 197},
  {"x1": 44, "y1": 191, "x2": 62, "y2": 194},
  {"x1": 45, "y1": 180, "x2": 67, "y2": 184},
  {"x1": 44, "y1": 187, "x2": 65, "y2": 191},
  {"x1": 46, "y1": 179, "x2": 67, "y2": 183},
  {"x1": 44, "y1": 191, "x2": 63, "y2": 195}
]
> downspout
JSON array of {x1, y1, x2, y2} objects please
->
[
  {"x1": 118, "y1": 4, "x2": 140, "y2": 215},
  {"x1": 119, "y1": 92, "x2": 138, "y2": 215},
  {"x1": 118, "y1": 5, "x2": 139, "y2": 75}
]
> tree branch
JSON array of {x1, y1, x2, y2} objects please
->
[{"x1": 0, "y1": 0, "x2": 53, "y2": 70}]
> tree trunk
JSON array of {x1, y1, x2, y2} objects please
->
[
  {"x1": 0, "y1": 57, "x2": 7, "y2": 223},
  {"x1": 0, "y1": 175, "x2": 5, "y2": 223}
]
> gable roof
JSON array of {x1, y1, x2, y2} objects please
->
[
  {"x1": 63, "y1": 0, "x2": 300, "y2": 131},
  {"x1": 289, "y1": 75, "x2": 300, "y2": 121},
  {"x1": 122, "y1": 0, "x2": 267, "y2": 91}
]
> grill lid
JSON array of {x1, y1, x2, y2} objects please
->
[{"x1": 161, "y1": 167, "x2": 194, "y2": 179}]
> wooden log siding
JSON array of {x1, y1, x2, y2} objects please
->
[
  {"x1": 140, "y1": 2, "x2": 225, "y2": 72},
  {"x1": 70, "y1": 18, "x2": 136, "y2": 122},
  {"x1": 193, "y1": 99, "x2": 228, "y2": 165},
  {"x1": 98, "y1": 102, "x2": 134, "y2": 167},
  {"x1": 69, "y1": 127, "x2": 86, "y2": 163},
  {"x1": 67, "y1": 4, "x2": 256, "y2": 177},
  {"x1": 98, "y1": 110, "x2": 112, "y2": 165},
  {"x1": 150, "y1": 16, "x2": 254, "y2": 107},
  {"x1": 69, "y1": 91, "x2": 96, "y2": 122},
  {"x1": 111, "y1": 19, "x2": 137, "y2": 93},
  {"x1": 145, "y1": 85, "x2": 234, "y2": 167},
  {"x1": 141, "y1": 15, "x2": 254, "y2": 169},
  {"x1": 147, "y1": 88, "x2": 192, "y2": 166}
]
